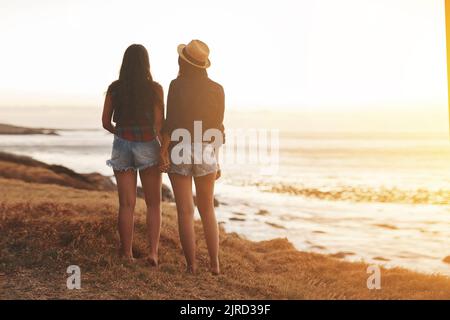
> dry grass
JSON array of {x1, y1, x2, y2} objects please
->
[{"x1": 1, "y1": 177, "x2": 450, "y2": 300}]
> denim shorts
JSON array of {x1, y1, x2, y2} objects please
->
[
  {"x1": 169, "y1": 143, "x2": 219, "y2": 177},
  {"x1": 106, "y1": 135, "x2": 160, "y2": 171}
]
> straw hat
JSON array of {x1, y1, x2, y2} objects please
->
[{"x1": 177, "y1": 39, "x2": 211, "y2": 69}]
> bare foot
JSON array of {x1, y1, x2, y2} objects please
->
[
  {"x1": 120, "y1": 255, "x2": 136, "y2": 264},
  {"x1": 118, "y1": 248, "x2": 135, "y2": 263},
  {"x1": 210, "y1": 259, "x2": 220, "y2": 275},
  {"x1": 210, "y1": 265, "x2": 220, "y2": 275},
  {"x1": 146, "y1": 255, "x2": 159, "y2": 268},
  {"x1": 186, "y1": 264, "x2": 197, "y2": 275}
]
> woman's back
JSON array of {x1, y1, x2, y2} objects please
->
[
  {"x1": 102, "y1": 43, "x2": 164, "y2": 266},
  {"x1": 159, "y1": 40, "x2": 223, "y2": 275},
  {"x1": 165, "y1": 74, "x2": 224, "y2": 138},
  {"x1": 108, "y1": 80, "x2": 164, "y2": 141}
]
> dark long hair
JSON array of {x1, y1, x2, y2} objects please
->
[
  {"x1": 178, "y1": 56, "x2": 207, "y2": 78},
  {"x1": 110, "y1": 44, "x2": 156, "y2": 121}
]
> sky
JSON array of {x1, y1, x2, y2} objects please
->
[{"x1": 0, "y1": 0, "x2": 448, "y2": 132}]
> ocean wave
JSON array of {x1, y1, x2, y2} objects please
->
[{"x1": 258, "y1": 183, "x2": 450, "y2": 205}]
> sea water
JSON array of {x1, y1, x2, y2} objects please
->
[{"x1": 1, "y1": 106, "x2": 449, "y2": 276}]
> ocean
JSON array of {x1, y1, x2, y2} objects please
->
[{"x1": 1, "y1": 106, "x2": 449, "y2": 276}]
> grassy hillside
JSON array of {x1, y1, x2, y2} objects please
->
[{"x1": 1, "y1": 177, "x2": 450, "y2": 299}]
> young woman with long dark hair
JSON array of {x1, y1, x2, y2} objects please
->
[
  {"x1": 160, "y1": 40, "x2": 225, "y2": 275},
  {"x1": 102, "y1": 44, "x2": 164, "y2": 266}
]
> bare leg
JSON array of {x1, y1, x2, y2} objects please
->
[
  {"x1": 114, "y1": 170, "x2": 137, "y2": 261},
  {"x1": 139, "y1": 166, "x2": 162, "y2": 266},
  {"x1": 194, "y1": 173, "x2": 220, "y2": 275},
  {"x1": 169, "y1": 173, "x2": 196, "y2": 273}
]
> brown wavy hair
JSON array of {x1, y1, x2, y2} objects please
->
[{"x1": 109, "y1": 44, "x2": 157, "y2": 122}]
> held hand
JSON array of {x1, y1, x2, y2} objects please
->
[
  {"x1": 215, "y1": 165, "x2": 221, "y2": 180},
  {"x1": 159, "y1": 151, "x2": 170, "y2": 173}
]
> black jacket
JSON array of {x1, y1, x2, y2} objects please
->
[{"x1": 162, "y1": 73, "x2": 225, "y2": 143}]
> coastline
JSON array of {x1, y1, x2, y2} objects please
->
[
  {"x1": 0, "y1": 123, "x2": 58, "y2": 136},
  {"x1": 1, "y1": 152, "x2": 450, "y2": 299}
]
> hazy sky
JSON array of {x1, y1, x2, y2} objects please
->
[{"x1": 0, "y1": 0, "x2": 448, "y2": 116}]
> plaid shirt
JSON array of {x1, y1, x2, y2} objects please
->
[
  {"x1": 108, "y1": 80, "x2": 164, "y2": 142},
  {"x1": 116, "y1": 125, "x2": 156, "y2": 142}
]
